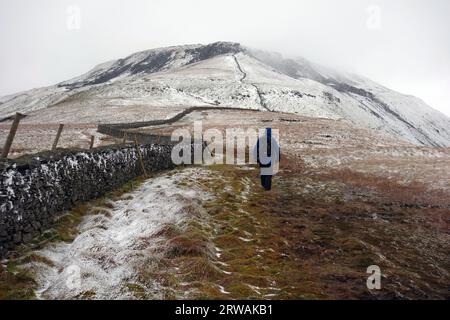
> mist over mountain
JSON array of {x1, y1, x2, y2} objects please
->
[{"x1": 1, "y1": 41, "x2": 450, "y2": 147}]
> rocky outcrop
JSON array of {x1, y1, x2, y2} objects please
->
[{"x1": 60, "y1": 42, "x2": 244, "y2": 89}]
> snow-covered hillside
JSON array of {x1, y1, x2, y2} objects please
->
[{"x1": 1, "y1": 41, "x2": 450, "y2": 147}]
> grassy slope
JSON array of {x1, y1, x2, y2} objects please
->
[
  {"x1": 1, "y1": 158, "x2": 448, "y2": 300},
  {"x1": 143, "y1": 160, "x2": 449, "y2": 299}
]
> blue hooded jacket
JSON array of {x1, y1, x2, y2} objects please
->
[{"x1": 256, "y1": 128, "x2": 280, "y2": 170}]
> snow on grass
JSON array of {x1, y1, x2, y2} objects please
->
[{"x1": 27, "y1": 168, "x2": 211, "y2": 300}]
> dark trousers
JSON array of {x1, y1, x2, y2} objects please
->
[{"x1": 261, "y1": 175, "x2": 272, "y2": 191}]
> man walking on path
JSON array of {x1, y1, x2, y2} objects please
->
[{"x1": 255, "y1": 128, "x2": 280, "y2": 191}]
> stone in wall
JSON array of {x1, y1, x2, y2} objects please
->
[{"x1": 0, "y1": 144, "x2": 174, "y2": 259}]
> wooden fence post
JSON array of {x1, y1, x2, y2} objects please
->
[
  {"x1": 122, "y1": 132, "x2": 128, "y2": 144},
  {"x1": 51, "y1": 124, "x2": 64, "y2": 151},
  {"x1": 134, "y1": 135, "x2": 148, "y2": 178},
  {"x1": 1, "y1": 113, "x2": 24, "y2": 159},
  {"x1": 89, "y1": 136, "x2": 95, "y2": 149}
]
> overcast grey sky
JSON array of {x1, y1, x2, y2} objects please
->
[{"x1": 1, "y1": 0, "x2": 449, "y2": 116}]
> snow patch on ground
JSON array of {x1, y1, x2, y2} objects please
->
[{"x1": 27, "y1": 168, "x2": 211, "y2": 300}]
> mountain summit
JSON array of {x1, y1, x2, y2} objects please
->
[{"x1": 1, "y1": 41, "x2": 449, "y2": 146}]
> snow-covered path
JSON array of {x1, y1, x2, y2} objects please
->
[{"x1": 27, "y1": 168, "x2": 211, "y2": 300}]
